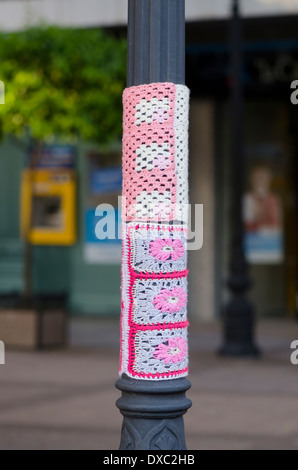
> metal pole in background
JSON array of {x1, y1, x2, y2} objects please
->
[
  {"x1": 116, "y1": 0, "x2": 191, "y2": 450},
  {"x1": 219, "y1": 0, "x2": 260, "y2": 357}
]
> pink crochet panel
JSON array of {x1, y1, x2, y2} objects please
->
[
  {"x1": 122, "y1": 82, "x2": 189, "y2": 222},
  {"x1": 120, "y1": 82, "x2": 189, "y2": 381}
]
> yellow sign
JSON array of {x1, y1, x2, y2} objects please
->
[{"x1": 21, "y1": 169, "x2": 76, "y2": 245}]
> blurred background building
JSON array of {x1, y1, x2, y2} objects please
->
[{"x1": 0, "y1": 0, "x2": 297, "y2": 322}]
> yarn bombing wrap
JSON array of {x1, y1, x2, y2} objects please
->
[{"x1": 120, "y1": 82, "x2": 189, "y2": 380}]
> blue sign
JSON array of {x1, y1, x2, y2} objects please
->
[
  {"x1": 90, "y1": 166, "x2": 122, "y2": 195},
  {"x1": 31, "y1": 145, "x2": 75, "y2": 168}
]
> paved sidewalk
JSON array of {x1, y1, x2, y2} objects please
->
[{"x1": 0, "y1": 318, "x2": 297, "y2": 450}]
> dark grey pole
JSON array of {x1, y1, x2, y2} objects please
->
[
  {"x1": 116, "y1": 0, "x2": 191, "y2": 450},
  {"x1": 126, "y1": 0, "x2": 185, "y2": 86},
  {"x1": 219, "y1": 0, "x2": 260, "y2": 357}
]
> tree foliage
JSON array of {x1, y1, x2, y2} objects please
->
[{"x1": 0, "y1": 26, "x2": 127, "y2": 145}]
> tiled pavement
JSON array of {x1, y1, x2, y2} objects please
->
[{"x1": 0, "y1": 318, "x2": 297, "y2": 450}]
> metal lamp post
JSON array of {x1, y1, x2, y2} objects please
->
[
  {"x1": 116, "y1": 0, "x2": 191, "y2": 450},
  {"x1": 219, "y1": 0, "x2": 260, "y2": 357}
]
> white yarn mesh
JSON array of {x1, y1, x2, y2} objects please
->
[
  {"x1": 132, "y1": 276, "x2": 188, "y2": 325},
  {"x1": 134, "y1": 96, "x2": 170, "y2": 126},
  {"x1": 131, "y1": 223, "x2": 187, "y2": 273},
  {"x1": 133, "y1": 327, "x2": 188, "y2": 376}
]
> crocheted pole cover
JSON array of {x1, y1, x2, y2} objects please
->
[{"x1": 120, "y1": 82, "x2": 189, "y2": 380}]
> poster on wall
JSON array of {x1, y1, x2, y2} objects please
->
[
  {"x1": 243, "y1": 163, "x2": 283, "y2": 264},
  {"x1": 29, "y1": 144, "x2": 76, "y2": 168},
  {"x1": 84, "y1": 153, "x2": 122, "y2": 265}
]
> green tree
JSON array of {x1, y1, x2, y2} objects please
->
[
  {"x1": 0, "y1": 26, "x2": 127, "y2": 144},
  {"x1": 0, "y1": 26, "x2": 127, "y2": 300}
]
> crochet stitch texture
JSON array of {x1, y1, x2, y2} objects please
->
[{"x1": 120, "y1": 82, "x2": 189, "y2": 380}]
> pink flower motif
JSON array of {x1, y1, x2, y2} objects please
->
[
  {"x1": 153, "y1": 287, "x2": 187, "y2": 313},
  {"x1": 152, "y1": 202, "x2": 171, "y2": 219},
  {"x1": 153, "y1": 337, "x2": 187, "y2": 364},
  {"x1": 153, "y1": 153, "x2": 169, "y2": 170},
  {"x1": 152, "y1": 108, "x2": 169, "y2": 123},
  {"x1": 149, "y1": 238, "x2": 184, "y2": 262}
]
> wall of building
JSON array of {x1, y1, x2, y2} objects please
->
[
  {"x1": 0, "y1": 139, "x2": 24, "y2": 293},
  {"x1": 0, "y1": 0, "x2": 297, "y2": 32},
  {"x1": 68, "y1": 142, "x2": 121, "y2": 316},
  {"x1": 188, "y1": 101, "x2": 216, "y2": 321},
  {"x1": 215, "y1": 100, "x2": 294, "y2": 319},
  {"x1": 0, "y1": 139, "x2": 121, "y2": 316}
]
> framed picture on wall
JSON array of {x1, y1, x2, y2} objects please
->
[{"x1": 243, "y1": 153, "x2": 284, "y2": 264}]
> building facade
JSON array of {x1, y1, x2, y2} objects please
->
[{"x1": 0, "y1": 0, "x2": 297, "y2": 320}]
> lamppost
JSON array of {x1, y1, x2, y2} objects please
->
[
  {"x1": 116, "y1": 0, "x2": 191, "y2": 450},
  {"x1": 219, "y1": 0, "x2": 260, "y2": 357}
]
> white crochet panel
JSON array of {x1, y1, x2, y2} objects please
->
[
  {"x1": 133, "y1": 276, "x2": 188, "y2": 325},
  {"x1": 120, "y1": 221, "x2": 189, "y2": 380},
  {"x1": 133, "y1": 327, "x2": 188, "y2": 377},
  {"x1": 130, "y1": 223, "x2": 188, "y2": 274}
]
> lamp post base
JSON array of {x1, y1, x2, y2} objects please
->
[
  {"x1": 219, "y1": 343, "x2": 260, "y2": 357},
  {"x1": 219, "y1": 296, "x2": 261, "y2": 358},
  {"x1": 116, "y1": 374, "x2": 192, "y2": 450}
]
